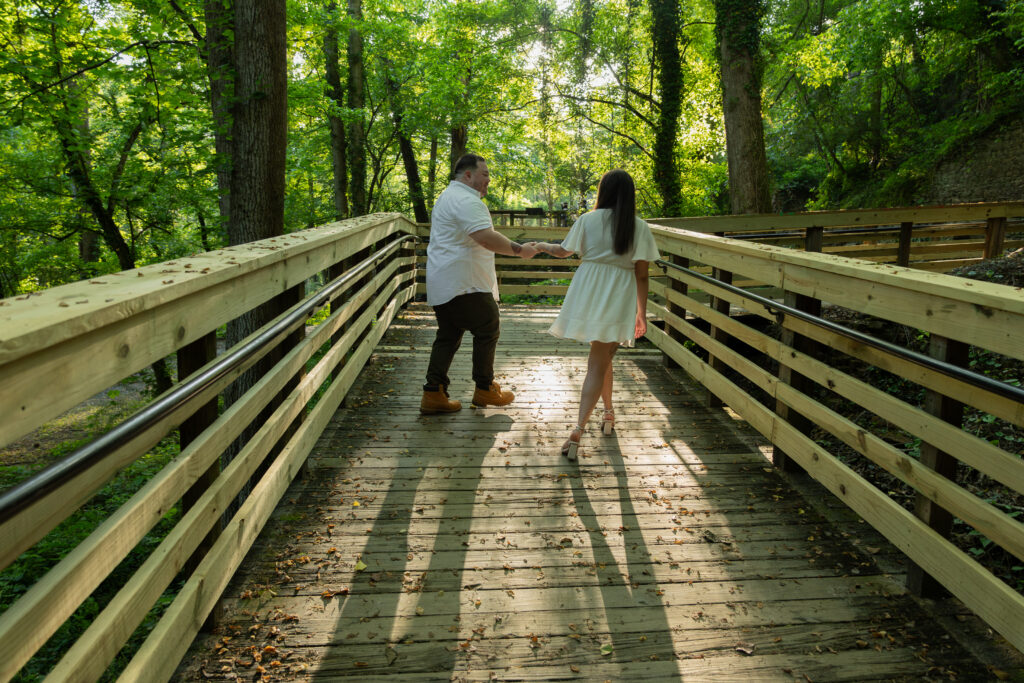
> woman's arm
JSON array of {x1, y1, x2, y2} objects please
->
[
  {"x1": 634, "y1": 260, "x2": 649, "y2": 338},
  {"x1": 535, "y1": 242, "x2": 574, "y2": 258}
]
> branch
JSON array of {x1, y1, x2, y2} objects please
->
[
  {"x1": 12, "y1": 40, "x2": 194, "y2": 108},
  {"x1": 107, "y1": 120, "x2": 147, "y2": 214},
  {"x1": 770, "y1": 72, "x2": 796, "y2": 108},
  {"x1": 166, "y1": 0, "x2": 205, "y2": 46},
  {"x1": 573, "y1": 107, "x2": 654, "y2": 160},
  {"x1": 555, "y1": 87, "x2": 657, "y2": 130}
]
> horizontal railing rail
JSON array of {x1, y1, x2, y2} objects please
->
[
  {"x1": 644, "y1": 220, "x2": 1024, "y2": 654},
  {"x1": 656, "y1": 258, "x2": 1024, "y2": 405},
  {"x1": 0, "y1": 233, "x2": 415, "y2": 532},
  {"x1": 0, "y1": 214, "x2": 418, "y2": 682}
]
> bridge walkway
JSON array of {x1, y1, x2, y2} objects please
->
[{"x1": 175, "y1": 303, "x2": 997, "y2": 681}]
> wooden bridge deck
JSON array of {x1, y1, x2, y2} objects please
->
[{"x1": 175, "y1": 303, "x2": 1002, "y2": 681}]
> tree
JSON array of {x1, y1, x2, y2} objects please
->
[
  {"x1": 324, "y1": 0, "x2": 350, "y2": 219},
  {"x1": 649, "y1": 0, "x2": 685, "y2": 215},
  {"x1": 713, "y1": 0, "x2": 771, "y2": 213},
  {"x1": 347, "y1": 0, "x2": 367, "y2": 215}
]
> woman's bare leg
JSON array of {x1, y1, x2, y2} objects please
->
[
  {"x1": 576, "y1": 341, "x2": 618, "y2": 429},
  {"x1": 562, "y1": 341, "x2": 618, "y2": 457},
  {"x1": 601, "y1": 350, "x2": 615, "y2": 411}
]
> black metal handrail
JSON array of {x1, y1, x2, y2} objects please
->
[
  {"x1": 0, "y1": 233, "x2": 417, "y2": 526},
  {"x1": 655, "y1": 258, "x2": 1024, "y2": 405}
]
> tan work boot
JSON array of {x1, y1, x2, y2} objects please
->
[
  {"x1": 420, "y1": 387, "x2": 461, "y2": 414},
  {"x1": 471, "y1": 382, "x2": 514, "y2": 407}
]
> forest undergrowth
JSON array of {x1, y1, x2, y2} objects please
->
[{"x1": 723, "y1": 251, "x2": 1024, "y2": 595}]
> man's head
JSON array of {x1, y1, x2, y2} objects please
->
[{"x1": 453, "y1": 154, "x2": 490, "y2": 197}]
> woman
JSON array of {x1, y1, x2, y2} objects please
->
[{"x1": 534, "y1": 169, "x2": 660, "y2": 461}]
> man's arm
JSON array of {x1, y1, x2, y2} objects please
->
[{"x1": 469, "y1": 228, "x2": 538, "y2": 258}]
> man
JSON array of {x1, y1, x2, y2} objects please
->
[{"x1": 420, "y1": 154, "x2": 538, "y2": 414}]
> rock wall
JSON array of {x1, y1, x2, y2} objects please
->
[{"x1": 914, "y1": 119, "x2": 1024, "y2": 205}]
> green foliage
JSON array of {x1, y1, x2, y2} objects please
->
[
  {"x1": 0, "y1": 432, "x2": 181, "y2": 681},
  {"x1": 764, "y1": 0, "x2": 1024, "y2": 209}
]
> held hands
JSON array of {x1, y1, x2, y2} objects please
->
[{"x1": 518, "y1": 241, "x2": 539, "y2": 259}]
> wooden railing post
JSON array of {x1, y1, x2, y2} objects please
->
[
  {"x1": 896, "y1": 221, "x2": 914, "y2": 267},
  {"x1": 176, "y1": 331, "x2": 221, "y2": 628},
  {"x1": 705, "y1": 232, "x2": 731, "y2": 408},
  {"x1": 772, "y1": 227, "x2": 823, "y2": 473},
  {"x1": 330, "y1": 254, "x2": 359, "y2": 406},
  {"x1": 906, "y1": 334, "x2": 969, "y2": 598},
  {"x1": 663, "y1": 254, "x2": 689, "y2": 369},
  {"x1": 984, "y1": 216, "x2": 1007, "y2": 259},
  {"x1": 706, "y1": 266, "x2": 732, "y2": 408}
]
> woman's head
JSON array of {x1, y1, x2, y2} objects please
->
[{"x1": 594, "y1": 169, "x2": 636, "y2": 255}]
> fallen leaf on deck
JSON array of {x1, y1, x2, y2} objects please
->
[{"x1": 600, "y1": 644, "x2": 613, "y2": 656}]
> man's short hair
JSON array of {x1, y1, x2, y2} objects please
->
[{"x1": 453, "y1": 154, "x2": 486, "y2": 178}]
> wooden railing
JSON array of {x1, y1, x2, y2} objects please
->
[
  {"x1": 652, "y1": 202, "x2": 1024, "y2": 273},
  {"x1": 2, "y1": 201, "x2": 1022, "y2": 680},
  {"x1": 420, "y1": 201, "x2": 1024, "y2": 301},
  {"x1": 0, "y1": 214, "x2": 418, "y2": 681},
  {"x1": 643, "y1": 217, "x2": 1024, "y2": 654}
]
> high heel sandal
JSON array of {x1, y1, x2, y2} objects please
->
[
  {"x1": 561, "y1": 424, "x2": 584, "y2": 462},
  {"x1": 601, "y1": 409, "x2": 615, "y2": 436}
]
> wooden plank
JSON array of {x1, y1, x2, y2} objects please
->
[
  {"x1": 37, "y1": 272, "x2": 415, "y2": 682},
  {"x1": 0, "y1": 218, "x2": 415, "y2": 447},
  {"x1": 0, "y1": 259, "x2": 413, "y2": 571},
  {"x1": 120, "y1": 284, "x2": 415, "y2": 682},
  {"x1": 648, "y1": 201, "x2": 1024, "y2": 233},
  {"x1": 650, "y1": 225, "x2": 1024, "y2": 360},
  {"x1": 650, "y1": 290, "x2": 1024, "y2": 488},
  {"x1": 657, "y1": 262, "x2": 1024, "y2": 428},
  {"x1": 647, "y1": 321, "x2": 1024, "y2": 653}
]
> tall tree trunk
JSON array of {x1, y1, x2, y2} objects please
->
[
  {"x1": 197, "y1": 210, "x2": 212, "y2": 251},
  {"x1": 649, "y1": 0, "x2": 684, "y2": 215},
  {"x1": 221, "y1": 0, "x2": 293, "y2": 486},
  {"x1": 205, "y1": 0, "x2": 234, "y2": 228},
  {"x1": 70, "y1": 98, "x2": 101, "y2": 276},
  {"x1": 346, "y1": 0, "x2": 367, "y2": 215},
  {"x1": 714, "y1": 0, "x2": 770, "y2": 214},
  {"x1": 323, "y1": 2, "x2": 349, "y2": 219},
  {"x1": 385, "y1": 74, "x2": 428, "y2": 222},
  {"x1": 427, "y1": 135, "x2": 438, "y2": 209},
  {"x1": 57, "y1": 121, "x2": 135, "y2": 271},
  {"x1": 449, "y1": 124, "x2": 467, "y2": 176}
]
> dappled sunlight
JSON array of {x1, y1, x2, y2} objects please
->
[{"x1": 170, "y1": 303, "x2": 1001, "y2": 680}]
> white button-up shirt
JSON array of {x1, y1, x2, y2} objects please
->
[{"x1": 426, "y1": 181, "x2": 498, "y2": 307}]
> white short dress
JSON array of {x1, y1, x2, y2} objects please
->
[{"x1": 547, "y1": 209, "x2": 661, "y2": 346}]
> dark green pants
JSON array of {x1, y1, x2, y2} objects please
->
[{"x1": 424, "y1": 292, "x2": 500, "y2": 391}]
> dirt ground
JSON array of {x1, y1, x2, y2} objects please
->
[{"x1": 0, "y1": 377, "x2": 148, "y2": 469}]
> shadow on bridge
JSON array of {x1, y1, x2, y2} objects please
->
[{"x1": 174, "y1": 303, "x2": 998, "y2": 681}]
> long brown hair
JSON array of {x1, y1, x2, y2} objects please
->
[{"x1": 594, "y1": 169, "x2": 636, "y2": 255}]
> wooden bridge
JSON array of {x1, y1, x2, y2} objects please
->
[{"x1": 1, "y1": 203, "x2": 1023, "y2": 681}]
